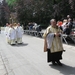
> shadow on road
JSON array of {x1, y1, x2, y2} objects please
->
[
  {"x1": 49, "y1": 64, "x2": 75, "y2": 75},
  {"x1": 17, "y1": 43, "x2": 28, "y2": 47},
  {"x1": 63, "y1": 40, "x2": 75, "y2": 46},
  {"x1": 11, "y1": 43, "x2": 28, "y2": 47}
]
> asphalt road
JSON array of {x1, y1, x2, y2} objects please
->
[{"x1": 0, "y1": 31, "x2": 75, "y2": 75}]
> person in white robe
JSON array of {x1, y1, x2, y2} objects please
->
[
  {"x1": 43, "y1": 19, "x2": 64, "y2": 66},
  {"x1": 13, "y1": 23, "x2": 18, "y2": 42},
  {"x1": 8, "y1": 24, "x2": 16, "y2": 45},
  {"x1": 4, "y1": 23, "x2": 10, "y2": 43},
  {"x1": 16, "y1": 23, "x2": 23, "y2": 44}
]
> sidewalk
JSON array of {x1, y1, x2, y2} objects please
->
[
  {"x1": 0, "y1": 51, "x2": 7, "y2": 75},
  {"x1": 0, "y1": 32, "x2": 75, "y2": 75}
]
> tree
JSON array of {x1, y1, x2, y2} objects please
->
[
  {"x1": 6, "y1": 0, "x2": 17, "y2": 6},
  {"x1": 0, "y1": 0, "x2": 10, "y2": 26},
  {"x1": 15, "y1": 0, "x2": 54, "y2": 24},
  {"x1": 6, "y1": 0, "x2": 75, "y2": 26}
]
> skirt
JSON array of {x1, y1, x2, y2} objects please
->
[{"x1": 47, "y1": 49, "x2": 63, "y2": 62}]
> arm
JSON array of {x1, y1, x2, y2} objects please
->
[{"x1": 43, "y1": 27, "x2": 51, "y2": 38}]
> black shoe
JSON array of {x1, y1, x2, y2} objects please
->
[
  {"x1": 56, "y1": 61, "x2": 63, "y2": 66},
  {"x1": 11, "y1": 44, "x2": 16, "y2": 46},
  {"x1": 15, "y1": 41, "x2": 17, "y2": 43},
  {"x1": 52, "y1": 61, "x2": 57, "y2": 65}
]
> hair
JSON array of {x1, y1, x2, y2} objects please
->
[
  {"x1": 18, "y1": 23, "x2": 20, "y2": 24},
  {"x1": 50, "y1": 19, "x2": 56, "y2": 23},
  {"x1": 63, "y1": 19, "x2": 67, "y2": 23},
  {"x1": 73, "y1": 18, "x2": 75, "y2": 21}
]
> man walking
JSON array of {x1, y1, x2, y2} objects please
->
[
  {"x1": 5, "y1": 23, "x2": 10, "y2": 43},
  {"x1": 43, "y1": 19, "x2": 64, "y2": 66},
  {"x1": 8, "y1": 24, "x2": 16, "y2": 45},
  {"x1": 16, "y1": 23, "x2": 23, "y2": 44}
]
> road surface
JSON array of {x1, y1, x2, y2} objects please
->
[{"x1": 0, "y1": 31, "x2": 75, "y2": 75}]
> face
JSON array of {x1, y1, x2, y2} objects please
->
[
  {"x1": 9, "y1": 24, "x2": 12, "y2": 27},
  {"x1": 51, "y1": 20, "x2": 57, "y2": 27},
  {"x1": 6, "y1": 23, "x2": 9, "y2": 26},
  {"x1": 67, "y1": 15, "x2": 70, "y2": 18},
  {"x1": 18, "y1": 23, "x2": 20, "y2": 26},
  {"x1": 68, "y1": 19, "x2": 71, "y2": 22}
]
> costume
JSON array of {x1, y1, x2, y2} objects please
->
[
  {"x1": 43, "y1": 25, "x2": 64, "y2": 64},
  {"x1": 8, "y1": 27, "x2": 16, "y2": 45},
  {"x1": 15, "y1": 26, "x2": 23, "y2": 44},
  {"x1": 5, "y1": 26, "x2": 9, "y2": 43}
]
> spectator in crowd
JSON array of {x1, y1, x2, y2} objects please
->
[
  {"x1": 67, "y1": 18, "x2": 73, "y2": 31},
  {"x1": 61, "y1": 19, "x2": 68, "y2": 31},
  {"x1": 36, "y1": 25, "x2": 42, "y2": 32},
  {"x1": 67, "y1": 15, "x2": 71, "y2": 20},
  {"x1": 33, "y1": 23, "x2": 38, "y2": 30},
  {"x1": 63, "y1": 25, "x2": 71, "y2": 35},
  {"x1": 61, "y1": 18, "x2": 73, "y2": 35},
  {"x1": 57, "y1": 21, "x2": 63, "y2": 30},
  {"x1": 73, "y1": 18, "x2": 75, "y2": 28},
  {"x1": 57, "y1": 21, "x2": 63, "y2": 27},
  {"x1": 28, "y1": 22, "x2": 34, "y2": 30}
]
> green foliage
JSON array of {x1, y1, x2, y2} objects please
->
[
  {"x1": 6, "y1": 0, "x2": 17, "y2": 6},
  {"x1": 16, "y1": 0, "x2": 54, "y2": 24},
  {"x1": 6, "y1": 0, "x2": 75, "y2": 25}
]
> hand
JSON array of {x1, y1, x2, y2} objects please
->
[{"x1": 55, "y1": 33, "x2": 60, "y2": 37}]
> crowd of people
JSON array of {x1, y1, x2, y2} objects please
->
[
  {"x1": 57, "y1": 15, "x2": 75, "y2": 35},
  {"x1": 26, "y1": 15, "x2": 75, "y2": 36},
  {"x1": 3, "y1": 15, "x2": 75, "y2": 66},
  {"x1": 4, "y1": 23, "x2": 23, "y2": 45},
  {"x1": 27, "y1": 22, "x2": 42, "y2": 32}
]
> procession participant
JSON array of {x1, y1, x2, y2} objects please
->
[
  {"x1": 43, "y1": 19, "x2": 64, "y2": 66},
  {"x1": 13, "y1": 23, "x2": 18, "y2": 42},
  {"x1": 16, "y1": 23, "x2": 23, "y2": 44},
  {"x1": 4, "y1": 23, "x2": 10, "y2": 43},
  {"x1": 8, "y1": 24, "x2": 16, "y2": 45}
]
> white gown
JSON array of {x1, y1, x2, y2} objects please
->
[
  {"x1": 15, "y1": 26, "x2": 23, "y2": 43},
  {"x1": 46, "y1": 33, "x2": 54, "y2": 49},
  {"x1": 14, "y1": 26, "x2": 18, "y2": 42},
  {"x1": 4, "y1": 26, "x2": 9, "y2": 43},
  {"x1": 8, "y1": 27, "x2": 16, "y2": 45}
]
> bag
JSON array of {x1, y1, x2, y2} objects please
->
[{"x1": 44, "y1": 38, "x2": 47, "y2": 52}]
